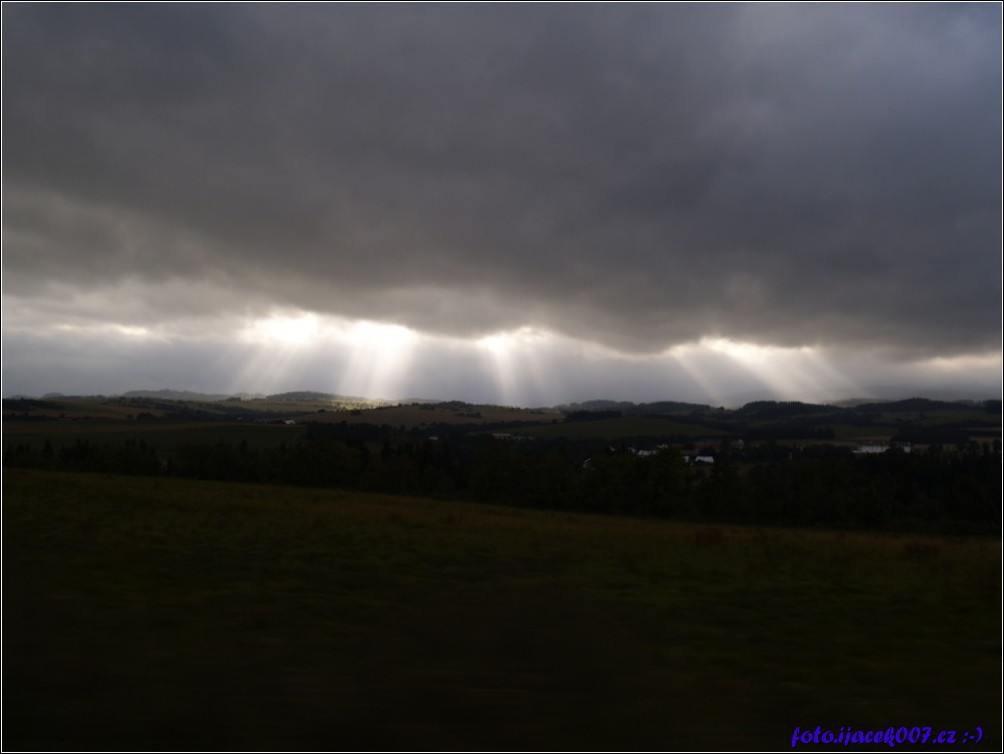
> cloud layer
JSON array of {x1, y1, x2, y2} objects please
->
[{"x1": 2, "y1": 5, "x2": 1000, "y2": 401}]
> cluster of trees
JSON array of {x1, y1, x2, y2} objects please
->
[
  {"x1": 4, "y1": 423, "x2": 999, "y2": 535},
  {"x1": 4, "y1": 438, "x2": 160, "y2": 476}
]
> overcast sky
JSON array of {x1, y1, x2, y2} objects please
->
[{"x1": 3, "y1": 4, "x2": 1000, "y2": 406}]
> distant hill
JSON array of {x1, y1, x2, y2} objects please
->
[
  {"x1": 265, "y1": 391, "x2": 344, "y2": 402},
  {"x1": 123, "y1": 390, "x2": 234, "y2": 401},
  {"x1": 7, "y1": 388, "x2": 996, "y2": 416},
  {"x1": 734, "y1": 400, "x2": 839, "y2": 418},
  {"x1": 557, "y1": 399, "x2": 712, "y2": 415},
  {"x1": 556, "y1": 400, "x2": 636, "y2": 413},
  {"x1": 630, "y1": 400, "x2": 714, "y2": 415},
  {"x1": 121, "y1": 389, "x2": 385, "y2": 405},
  {"x1": 829, "y1": 398, "x2": 885, "y2": 408},
  {"x1": 854, "y1": 398, "x2": 985, "y2": 414},
  {"x1": 264, "y1": 391, "x2": 390, "y2": 405}
]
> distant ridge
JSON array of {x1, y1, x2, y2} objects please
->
[
  {"x1": 120, "y1": 389, "x2": 387, "y2": 404},
  {"x1": 264, "y1": 391, "x2": 392, "y2": 405},
  {"x1": 6, "y1": 389, "x2": 997, "y2": 413},
  {"x1": 854, "y1": 397, "x2": 987, "y2": 414},
  {"x1": 733, "y1": 400, "x2": 836, "y2": 417},
  {"x1": 123, "y1": 389, "x2": 236, "y2": 401},
  {"x1": 265, "y1": 391, "x2": 343, "y2": 402},
  {"x1": 554, "y1": 397, "x2": 998, "y2": 419},
  {"x1": 556, "y1": 399, "x2": 713, "y2": 415}
]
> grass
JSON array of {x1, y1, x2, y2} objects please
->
[{"x1": 3, "y1": 469, "x2": 1000, "y2": 750}]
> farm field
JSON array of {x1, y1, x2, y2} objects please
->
[{"x1": 4, "y1": 469, "x2": 999, "y2": 750}]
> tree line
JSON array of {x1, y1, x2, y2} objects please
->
[{"x1": 4, "y1": 425, "x2": 999, "y2": 535}]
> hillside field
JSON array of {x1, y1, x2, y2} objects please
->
[{"x1": 3, "y1": 469, "x2": 999, "y2": 750}]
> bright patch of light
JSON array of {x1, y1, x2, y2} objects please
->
[
  {"x1": 921, "y1": 352, "x2": 1002, "y2": 372},
  {"x1": 50, "y1": 322, "x2": 158, "y2": 340},
  {"x1": 244, "y1": 312, "x2": 320, "y2": 346},
  {"x1": 475, "y1": 327, "x2": 548, "y2": 353},
  {"x1": 113, "y1": 325, "x2": 151, "y2": 338},
  {"x1": 476, "y1": 333, "x2": 511, "y2": 355},
  {"x1": 343, "y1": 321, "x2": 417, "y2": 350},
  {"x1": 702, "y1": 337, "x2": 813, "y2": 364}
]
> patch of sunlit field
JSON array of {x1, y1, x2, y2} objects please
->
[
  {"x1": 4, "y1": 469, "x2": 999, "y2": 750},
  {"x1": 235, "y1": 398, "x2": 384, "y2": 414}
]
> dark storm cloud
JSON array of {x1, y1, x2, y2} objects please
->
[{"x1": 3, "y1": 3, "x2": 1000, "y2": 355}]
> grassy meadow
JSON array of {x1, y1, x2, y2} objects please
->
[{"x1": 4, "y1": 469, "x2": 1000, "y2": 750}]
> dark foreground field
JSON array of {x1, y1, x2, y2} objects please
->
[{"x1": 4, "y1": 469, "x2": 999, "y2": 750}]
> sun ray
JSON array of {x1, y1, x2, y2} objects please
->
[
  {"x1": 702, "y1": 337, "x2": 841, "y2": 403},
  {"x1": 476, "y1": 332, "x2": 521, "y2": 406},
  {"x1": 666, "y1": 344, "x2": 736, "y2": 407},
  {"x1": 337, "y1": 321, "x2": 418, "y2": 400},
  {"x1": 221, "y1": 310, "x2": 325, "y2": 393},
  {"x1": 474, "y1": 327, "x2": 557, "y2": 406}
]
